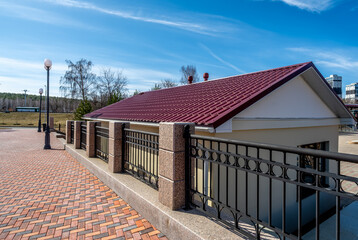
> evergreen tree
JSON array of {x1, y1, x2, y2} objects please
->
[
  {"x1": 74, "y1": 99, "x2": 93, "y2": 120},
  {"x1": 107, "y1": 92, "x2": 123, "y2": 105}
]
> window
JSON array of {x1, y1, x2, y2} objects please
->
[{"x1": 298, "y1": 142, "x2": 329, "y2": 200}]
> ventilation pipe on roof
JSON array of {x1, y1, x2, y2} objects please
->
[
  {"x1": 203, "y1": 72, "x2": 209, "y2": 81},
  {"x1": 188, "y1": 76, "x2": 193, "y2": 84}
]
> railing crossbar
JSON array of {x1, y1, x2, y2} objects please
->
[{"x1": 186, "y1": 133, "x2": 358, "y2": 240}]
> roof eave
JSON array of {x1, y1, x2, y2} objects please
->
[{"x1": 210, "y1": 62, "x2": 314, "y2": 128}]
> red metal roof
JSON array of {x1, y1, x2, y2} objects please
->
[
  {"x1": 345, "y1": 104, "x2": 358, "y2": 108},
  {"x1": 85, "y1": 62, "x2": 313, "y2": 128}
]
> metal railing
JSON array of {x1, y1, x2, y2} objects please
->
[
  {"x1": 80, "y1": 122, "x2": 87, "y2": 150},
  {"x1": 184, "y1": 126, "x2": 358, "y2": 240},
  {"x1": 339, "y1": 124, "x2": 357, "y2": 133},
  {"x1": 70, "y1": 122, "x2": 74, "y2": 144},
  {"x1": 95, "y1": 125, "x2": 109, "y2": 162},
  {"x1": 123, "y1": 127, "x2": 159, "y2": 189},
  {"x1": 54, "y1": 123, "x2": 66, "y2": 135}
]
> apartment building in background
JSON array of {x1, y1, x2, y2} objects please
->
[
  {"x1": 325, "y1": 74, "x2": 342, "y2": 98},
  {"x1": 345, "y1": 82, "x2": 358, "y2": 103}
]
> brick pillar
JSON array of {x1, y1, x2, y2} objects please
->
[
  {"x1": 66, "y1": 120, "x2": 73, "y2": 144},
  {"x1": 108, "y1": 122, "x2": 129, "y2": 173},
  {"x1": 49, "y1": 117, "x2": 54, "y2": 130},
  {"x1": 74, "y1": 121, "x2": 83, "y2": 149},
  {"x1": 86, "y1": 121, "x2": 100, "y2": 157},
  {"x1": 158, "y1": 122, "x2": 195, "y2": 210}
]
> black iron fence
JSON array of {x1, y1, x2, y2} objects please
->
[
  {"x1": 54, "y1": 123, "x2": 66, "y2": 135},
  {"x1": 123, "y1": 127, "x2": 159, "y2": 189},
  {"x1": 184, "y1": 126, "x2": 358, "y2": 240},
  {"x1": 339, "y1": 124, "x2": 357, "y2": 133},
  {"x1": 70, "y1": 122, "x2": 74, "y2": 144},
  {"x1": 80, "y1": 122, "x2": 87, "y2": 150},
  {"x1": 95, "y1": 125, "x2": 109, "y2": 162}
]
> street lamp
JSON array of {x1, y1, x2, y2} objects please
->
[
  {"x1": 44, "y1": 59, "x2": 52, "y2": 149},
  {"x1": 37, "y1": 88, "x2": 43, "y2": 132}
]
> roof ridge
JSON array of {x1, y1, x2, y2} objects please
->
[{"x1": 139, "y1": 62, "x2": 312, "y2": 94}]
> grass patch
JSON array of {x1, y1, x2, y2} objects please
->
[{"x1": 0, "y1": 112, "x2": 74, "y2": 128}]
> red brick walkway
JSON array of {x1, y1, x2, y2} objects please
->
[{"x1": 0, "y1": 128, "x2": 167, "y2": 240}]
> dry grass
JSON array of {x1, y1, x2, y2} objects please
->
[{"x1": 0, "y1": 112, "x2": 73, "y2": 128}]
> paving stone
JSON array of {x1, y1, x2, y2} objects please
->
[
  {"x1": 29, "y1": 233, "x2": 46, "y2": 239},
  {"x1": 92, "y1": 232, "x2": 109, "y2": 239},
  {"x1": 122, "y1": 225, "x2": 138, "y2": 232},
  {"x1": 0, "y1": 129, "x2": 165, "y2": 240}
]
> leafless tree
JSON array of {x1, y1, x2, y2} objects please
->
[
  {"x1": 161, "y1": 79, "x2": 178, "y2": 88},
  {"x1": 179, "y1": 65, "x2": 199, "y2": 85},
  {"x1": 60, "y1": 59, "x2": 96, "y2": 100},
  {"x1": 97, "y1": 68, "x2": 128, "y2": 104},
  {"x1": 150, "y1": 79, "x2": 178, "y2": 91}
]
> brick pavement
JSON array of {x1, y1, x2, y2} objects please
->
[
  {"x1": 339, "y1": 133, "x2": 358, "y2": 195},
  {"x1": 0, "y1": 128, "x2": 167, "y2": 240}
]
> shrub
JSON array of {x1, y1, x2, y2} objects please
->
[{"x1": 74, "y1": 99, "x2": 92, "y2": 120}]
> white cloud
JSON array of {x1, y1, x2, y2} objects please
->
[
  {"x1": 0, "y1": 57, "x2": 175, "y2": 95},
  {"x1": 277, "y1": 0, "x2": 336, "y2": 12},
  {"x1": 43, "y1": 0, "x2": 232, "y2": 35},
  {"x1": 93, "y1": 65, "x2": 175, "y2": 93},
  {"x1": 0, "y1": 2, "x2": 90, "y2": 29},
  {"x1": 287, "y1": 47, "x2": 358, "y2": 70},
  {"x1": 0, "y1": 57, "x2": 68, "y2": 75},
  {"x1": 200, "y1": 44, "x2": 245, "y2": 73},
  {"x1": 0, "y1": 57, "x2": 68, "y2": 96}
]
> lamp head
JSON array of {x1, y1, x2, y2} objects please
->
[
  {"x1": 39, "y1": 88, "x2": 43, "y2": 95},
  {"x1": 44, "y1": 59, "x2": 52, "y2": 70}
]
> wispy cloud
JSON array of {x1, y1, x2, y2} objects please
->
[
  {"x1": 200, "y1": 44, "x2": 245, "y2": 73},
  {"x1": 93, "y1": 65, "x2": 175, "y2": 93},
  {"x1": 43, "y1": 0, "x2": 232, "y2": 35},
  {"x1": 276, "y1": 0, "x2": 337, "y2": 12},
  {"x1": 287, "y1": 47, "x2": 358, "y2": 70},
  {"x1": 0, "y1": 2, "x2": 89, "y2": 29},
  {"x1": 0, "y1": 57, "x2": 175, "y2": 95},
  {"x1": 0, "y1": 57, "x2": 67, "y2": 95}
]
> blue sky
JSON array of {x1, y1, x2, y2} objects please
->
[{"x1": 0, "y1": 0, "x2": 358, "y2": 96}]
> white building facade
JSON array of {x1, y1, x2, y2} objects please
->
[
  {"x1": 345, "y1": 82, "x2": 358, "y2": 103},
  {"x1": 325, "y1": 74, "x2": 342, "y2": 98}
]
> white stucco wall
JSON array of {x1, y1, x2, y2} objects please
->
[
  {"x1": 236, "y1": 76, "x2": 336, "y2": 119},
  {"x1": 214, "y1": 75, "x2": 342, "y2": 133}
]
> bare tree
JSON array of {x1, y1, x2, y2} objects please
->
[
  {"x1": 132, "y1": 89, "x2": 141, "y2": 96},
  {"x1": 150, "y1": 79, "x2": 178, "y2": 91},
  {"x1": 60, "y1": 59, "x2": 96, "y2": 100},
  {"x1": 179, "y1": 65, "x2": 199, "y2": 85},
  {"x1": 161, "y1": 79, "x2": 177, "y2": 88},
  {"x1": 97, "y1": 68, "x2": 128, "y2": 105}
]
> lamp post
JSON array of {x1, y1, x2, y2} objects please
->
[
  {"x1": 23, "y1": 89, "x2": 28, "y2": 107},
  {"x1": 37, "y1": 88, "x2": 43, "y2": 132},
  {"x1": 44, "y1": 59, "x2": 52, "y2": 149}
]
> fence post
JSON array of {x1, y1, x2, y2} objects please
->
[
  {"x1": 74, "y1": 121, "x2": 83, "y2": 149},
  {"x1": 66, "y1": 120, "x2": 73, "y2": 144},
  {"x1": 158, "y1": 122, "x2": 194, "y2": 210},
  {"x1": 49, "y1": 117, "x2": 54, "y2": 131},
  {"x1": 86, "y1": 121, "x2": 100, "y2": 157},
  {"x1": 108, "y1": 122, "x2": 129, "y2": 173}
]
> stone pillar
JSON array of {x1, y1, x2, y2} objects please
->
[
  {"x1": 158, "y1": 122, "x2": 195, "y2": 210},
  {"x1": 66, "y1": 120, "x2": 73, "y2": 144},
  {"x1": 108, "y1": 122, "x2": 129, "y2": 173},
  {"x1": 86, "y1": 121, "x2": 100, "y2": 157},
  {"x1": 74, "y1": 121, "x2": 83, "y2": 149},
  {"x1": 49, "y1": 117, "x2": 54, "y2": 130}
]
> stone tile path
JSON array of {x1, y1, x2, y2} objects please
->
[
  {"x1": 338, "y1": 133, "x2": 358, "y2": 195},
  {"x1": 0, "y1": 128, "x2": 167, "y2": 240}
]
